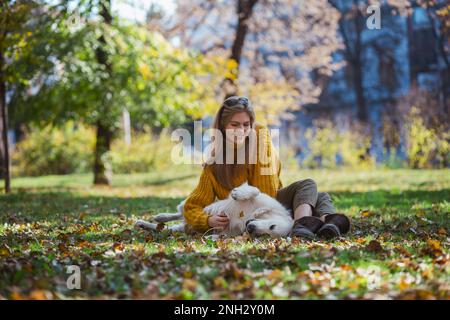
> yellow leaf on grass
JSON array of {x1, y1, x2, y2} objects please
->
[
  {"x1": 398, "y1": 277, "x2": 410, "y2": 290},
  {"x1": 10, "y1": 291, "x2": 25, "y2": 300},
  {"x1": 268, "y1": 269, "x2": 282, "y2": 281},
  {"x1": 348, "y1": 282, "x2": 359, "y2": 289},
  {"x1": 360, "y1": 210, "x2": 373, "y2": 218},
  {"x1": 415, "y1": 210, "x2": 426, "y2": 217},
  {"x1": 340, "y1": 264, "x2": 353, "y2": 271},
  {"x1": 213, "y1": 276, "x2": 226, "y2": 288},
  {"x1": 182, "y1": 279, "x2": 198, "y2": 291},
  {"x1": 426, "y1": 239, "x2": 441, "y2": 250},
  {"x1": 29, "y1": 290, "x2": 52, "y2": 300},
  {"x1": 421, "y1": 268, "x2": 433, "y2": 279},
  {"x1": 0, "y1": 245, "x2": 12, "y2": 257}
]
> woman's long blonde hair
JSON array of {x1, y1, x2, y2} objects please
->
[{"x1": 206, "y1": 96, "x2": 256, "y2": 190}]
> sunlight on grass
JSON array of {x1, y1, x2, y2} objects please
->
[{"x1": 0, "y1": 168, "x2": 449, "y2": 299}]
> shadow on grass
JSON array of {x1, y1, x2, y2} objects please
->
[
  {"x1": 3, "y1": 172, "x2": 197, "y2": 192},
  {"x1": 330, "y1": 189, "x2": 449, "y2": 236},
  {"x1": 1, "y1": 188, "x2": 448, "y2": 235},
  {"x1": 331, "y1": 189, "x2": 449, "y2": 211},
  {"x1": 130, "y1": 173, "x2": 197, "y2": 187},
  {"x1": 0, "y1": 191, "x2": 185, "y2": 222}
]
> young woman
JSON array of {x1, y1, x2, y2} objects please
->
[{"x1": 183, "y1": 96, "x2": 351, "y2": 239}]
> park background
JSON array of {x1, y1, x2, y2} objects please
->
[{"x1": 0, "y1": 0, "x2": 449, "y2": 300}]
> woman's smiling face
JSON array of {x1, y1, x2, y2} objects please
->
[{"x1": 224, "y1": 111, "x2": 251, "y2": 145}]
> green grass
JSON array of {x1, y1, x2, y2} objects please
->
[{"x1": 0, "y1": 167, "x2": 449, "y2": 299}]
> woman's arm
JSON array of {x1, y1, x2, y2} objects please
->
[
  {"x1": 248, "y1": 125, "x2": 282, "y2": 197},
  {"x1": 183, "y1": 166, "x2": 216, "y2": 232}
]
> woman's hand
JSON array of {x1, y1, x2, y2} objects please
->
[{"x1": 208, "y1": 214, "x2": 229, "y2": 229}]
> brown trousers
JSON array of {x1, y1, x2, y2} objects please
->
[{"x1": 275, "y1": 179, "x2": 335, "y2": 218}]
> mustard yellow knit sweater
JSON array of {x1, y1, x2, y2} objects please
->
[{"x1": 183, "y1": 123, "x2": 283, "y2": 232}]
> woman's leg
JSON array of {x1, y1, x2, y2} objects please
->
[
  {"x1": 295, "y1": 204, "x2": 313, "y2": 220},
  {"x1": 276, "y1": 179, "x2": 318, "y2": 217},
  {"x1": 314, "y1": 192, "x2": 351, "y2": 239},
  {"x1": 314, "y1": 192, "x2": 336, "y2": 220},
  {"x1": 276, "y1": 179, "x2": 323, "y2": 239},
  {"x1": 276, "y1": 181, "x2": 350, "y2": 239}
]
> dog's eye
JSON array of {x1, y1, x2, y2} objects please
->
[{"x1": 269, "y1": 225, "x2": 276, "y2": 230}]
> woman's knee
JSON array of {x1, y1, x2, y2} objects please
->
[
  {"x1": 318, "y1": 192, "x2": 331, "y2": 201},
  {"x1": 291, "y1": 179, "x2": 318, "y2": 209},
  {"x1": 315, "y1": 192, "x2": 335, "y2": 216},
  {"x1": 293, "y1": 178, "x2": 317, "y2": 190}
]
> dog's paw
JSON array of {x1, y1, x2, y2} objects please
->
[
  {"x1": 135, "y1": 219, "x2": 146, "y2": 227},
  {"x1": 134, "y1": 220, "x2": 156, "y2": 231},
  {"x1": 231, "y1": 184, "x2": 260, "y2": 201}
]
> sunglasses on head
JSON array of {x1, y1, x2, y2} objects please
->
[{"x1": 223, "y1": 96, "x2": 250, "y2": 108}]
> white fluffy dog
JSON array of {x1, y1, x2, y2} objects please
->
[{"x1": 135, "y1": 182, "x2": 294, "y2": 238}]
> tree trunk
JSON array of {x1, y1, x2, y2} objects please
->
[
  {"x1": 0, "y1": 49, "x2": 11, "y2": 193},
  {"x1": 223, "y1": 0, "x2": 258, "y2": 98},
  {"x1": 93, "y1": 0, "x2": 113, "y2": 185},
  {"x1": 331, "y1": 0, "x2": 368, "y2": 123},
  {"x1": 352, "y1": 2, "x2": 368, "y2": 123},
  {"x1": 93, "y1": 120, "x2": 113, "y2": 185},
  {"x1": 122, "y1": 108, "x2": 131, "y2": 145},
  {"x1": 424, "y1": 3, "x2": 450, "y2": 114},
  {"x1": 353, "y1": 56, "x2": 368, "y2": 122}
]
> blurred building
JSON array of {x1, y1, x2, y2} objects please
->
[{"x1": 284, "y1": 2, "x2": 449, "y2": 164}]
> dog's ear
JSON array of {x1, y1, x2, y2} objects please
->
[{"x1": 253, "y1": 207, "x2": 270, "y2": 218}]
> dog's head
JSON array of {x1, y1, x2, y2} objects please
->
[
  {"x1": 245, "y1": 211, "x2": 293, "y2": 238},
  {"x1": 225, "y1": 182, "x2": 293, "y2": 238}
]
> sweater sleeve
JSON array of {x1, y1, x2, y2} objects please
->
[
  {"x1": 183, "y1": 167, "x2": 216, "y2": 232},
  {"x1": 248, "y1": 125, "x2": 282, "y2": 198}
]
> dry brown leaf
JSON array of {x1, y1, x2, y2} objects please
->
[
  {"x1": 395, "y1": 246, "x2": 412, "y2": 257},
  {"x1": 113, "y1": 242, "x2": 125, "y2": 252},
  {"x1": 365, "y1": 240, "x2": 384, "y2": 253},
  {"x1": 10, "y1": 291, "x2": 25, "y2": 300},
  {"x1": 268, "y1": 269, "x2": 282, "y2": 281},
  {"x1": 121, "y1": 229, "x2": 132, "y2": 237},
  {"x1": 29, "y1": 290, "x2": 52, "y2": 300},
  {"x1": 182, "y1": 278, "x2": 198, "y2": 291}
]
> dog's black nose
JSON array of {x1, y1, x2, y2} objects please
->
[
  {"x1": 245, "y1": 219, "x2": 255, "y2": 227},
  {"x1": 247, "y1": 223, "x2": 256, "y2": 233}
]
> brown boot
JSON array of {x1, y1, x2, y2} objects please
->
[
  {"x1": 317, "y1": 213, "x2": 351, "y2": 239},
  {"x1": 291, "y1": 216, "x2": 324, "y2": 240}
]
